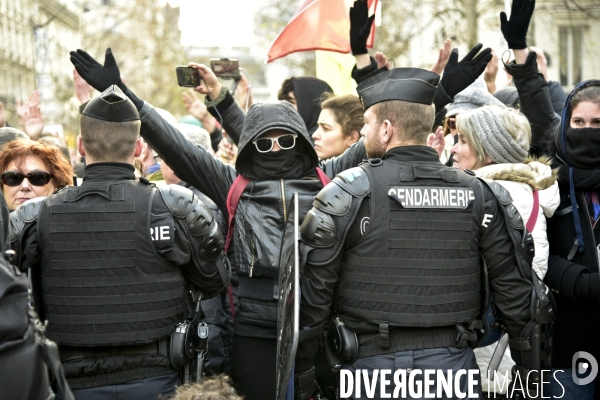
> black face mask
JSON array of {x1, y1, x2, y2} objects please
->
[
  {"x1": 250, "y1": 144, "x2": 312, "y2": 180},
  {"x1": 563, "y1": 127, "x2": 600, "y2": 170}
]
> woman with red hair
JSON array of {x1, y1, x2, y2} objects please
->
[{"x1": 0, "y1": 139, "x2": 73, "y2": 211}]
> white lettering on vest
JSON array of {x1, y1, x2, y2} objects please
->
[
  {"x1": 482, "y1": 214, "x2": 494, "y2": 227},
  {"x1": 388, "y1": 186, "x2": 475, "y2": 209},
  {"x1": 150, "y1": 226, "x2": 171, "y2": 241}
]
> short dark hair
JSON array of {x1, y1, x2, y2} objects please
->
[
  {"x1": 373, "y1": 100, "x2": 435, "y2": 144},
  {"x1": 79, "y1": 115, "x2": 140, "y2": 162},
  {"x1": 277, "y1": 78, "x2": 295, "y2": 102}
]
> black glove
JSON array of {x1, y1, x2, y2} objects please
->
[
  {"x1": 70, "y1": 48, "x2": 123, "y2": 93},
  {"x1": 70, "y1": 48, "x2": 144, "y2": 111},
  {"x1": 349, "y1": 0, "x2": 374, "y2": 56},
  {"x1": 294, "y1": 366, "x2": 319, "y2": 400},
  {"x1": 439, "y1": 43, "x2": 492, "y2": 99},
  {"x1": 500, "y1": 0, "x2": 535, "y2": 49}
]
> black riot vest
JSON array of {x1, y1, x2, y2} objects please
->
[
  {"x1": 335, "y1": 161, "x2": 486, "y2": 328},
  {"x1": 37, "y1": 180, "x2": 186, "y2": 346}
]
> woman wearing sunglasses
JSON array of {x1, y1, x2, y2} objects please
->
[{"x1": 0, "y1": 139, "x2": 73, "y2": 211}]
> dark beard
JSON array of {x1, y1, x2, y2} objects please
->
[{"x1": 365, "y1": 135, "x2": 385, "y2": 158}]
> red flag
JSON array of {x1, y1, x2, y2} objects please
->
[{"x1": 266, "y1": 0, "x2": 378, "y2": 63}]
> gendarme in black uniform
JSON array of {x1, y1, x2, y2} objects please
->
[
  {"x1": 295, "y1": 68, "x2": 554, "y2": 399},
  {"x1": 9, "y1": 86, "x2": 229, "y2": 398}
]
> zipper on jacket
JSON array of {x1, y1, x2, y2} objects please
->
[
  {"x1": 281, "y1": 179, "x2": 287, "y2": 221},
  {"x1": 249, "y1": 236, "x2": 255, "y2": 277}
]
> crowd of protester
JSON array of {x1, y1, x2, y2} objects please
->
[{"x1": 0, "y1": 0, "x2": 599, "y2": 399}]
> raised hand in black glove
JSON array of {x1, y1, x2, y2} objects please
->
[
  {"x1": 70, "y1": 48, "x2": 144, "y2": 111},
  {"x1": 500, "y1": 0, "x2": 535, "y2": 49},
  {"x1": 440, "y1": 43, "x2": 493, "y2": 99},
  {"x1": 349, "y1": 0, "x2": 374, "y2": 56},
  {"x1": 70, "y1": 48, "x2": 123, "y2": 93}
]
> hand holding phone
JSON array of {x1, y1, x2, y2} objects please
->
[
  {"x1": 210, "y1": 59, "x2": 240, "y2": 80},
  {"x1": 186, "y1": 63, "x2": 222, "y2": 101},
  {"x1": 176, "y1": 66, "x2": 200, "y2": 87}
]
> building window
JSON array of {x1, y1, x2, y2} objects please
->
[{"x1": 559, "y1": 26, "x2": 583, "y2": 87}]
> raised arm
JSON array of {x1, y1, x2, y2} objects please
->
[
  {"x1": 70, "y1": 48, "x2": 237, "y2": 217},
  {"x1": 140, "y1": 104, "x2": 236, "y2": 217},
  {"x1": 499, "y1": 0, "x2": 558, "y2": 156},
  {"x1": 190, "y1": 63, "x2": 245, "y2": 146}
]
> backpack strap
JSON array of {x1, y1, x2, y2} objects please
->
[
  {"x1": 315, "y1": 167, "x2": 331, "y2": 186},
  {"x1": 224, "y1": 175, "x2": 250, "y2": 323},
  {"x1": 225, "y1": 175, "x2": 250, "y2": 253},
  {"x1": 526, "y1": 190, "x2": 539, "y2": 233}
]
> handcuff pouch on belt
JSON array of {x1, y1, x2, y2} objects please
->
[
  {"x1": 169, "y1": 286, "x2": 208, "y2": 374},
  {"x1": 326, "y1": 317, "x2": 358, "y2": 366},
  {"x1": 170, "y1": 320, "x2": 196, "y2": 368}
]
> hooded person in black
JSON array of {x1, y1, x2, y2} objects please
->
[{"x1": 278, "y1": 76, "x2": 333, "y2": 138}]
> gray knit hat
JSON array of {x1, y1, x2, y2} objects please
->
[
  {"x1": 177, "y1": 123, "x2": 212, "y2": 152},
  {"x1": 463, "y1": 105, "x2": 529, "y2": 164},
  {"x1": 446, "y1": 78, "x2": 504, "y2": 117}
]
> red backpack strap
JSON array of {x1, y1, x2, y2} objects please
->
[
  {"x1": 225, "y1": 175, "x2": 250, "y2": 253},
  {"x1": 526, "y1": 190, "x2": 540, "y2": 233},
  {"x1": 224, "y1": 175, "x2": 250, "y2": 322},
  {"x1": 315, "y1": 167, "x2": 331, "y2": 186}
]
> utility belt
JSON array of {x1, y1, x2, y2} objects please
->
[
  {"x1": 60, "y1": 339, "x2": 169, "y2": 363},
  {"x1": 323, "y1": 317, "x2": 480, "y2": 369}
]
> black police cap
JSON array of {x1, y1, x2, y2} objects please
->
[
  {"x1": 356, "y1": 68, "x2": 440, "y2": 110},
  {"x1": 82, "y1": 85, "x2": 140, "y2": 122}
]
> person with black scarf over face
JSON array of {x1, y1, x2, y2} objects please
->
[
  {"x1": 69, "y1": 48, "x2": 342, "y2": 400},
  {"x1": 542, "y1": 81, "x2": 600, "y2": 398}
]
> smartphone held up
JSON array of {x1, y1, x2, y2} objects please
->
[
  {"x1": 176, "y1": 66, "x2": 200, "y2": 87},
  {"x1": 210, "y1": 58, "x2": 240, "y2": 80}
]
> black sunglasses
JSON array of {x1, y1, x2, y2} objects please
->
[
  {"x1": 253, "y1": 134, "x2": 297, "y2": 153},
  {"x1": 1, "y1": 171, "x2": 52, "y2": 187}
]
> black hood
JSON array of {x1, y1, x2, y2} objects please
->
[
  {"x1": 554, "y1": 79, "x2": 600, "y2": 165},
  {"x1": 235, "y1": 101, "x2": 318, "y2": 179},
  {"x1": 292, "y1": 77, "x2": 333, "y2": 135}
]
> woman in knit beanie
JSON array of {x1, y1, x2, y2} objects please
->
[{"x1": 450, "y1": 104, "x2": 560, "y2": 397}]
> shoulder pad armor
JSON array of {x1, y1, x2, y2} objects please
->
[
  {"x1": 314, "y1": 182, "x2": 352, "y2": 216},
  {"x1": 480, "y1": 179, "x2": 513, "y2": 206},
  {"x1": 9, "y1": 197, "x2": 45, "y2": 242},
  {"x1": 479, "y1": 179, "x2": 524, "y2": 230},
  {"x1": 300, "y1": 208, "x2": 336, "y2": 248},
  {"x1": 159, "y1": 185, "x2": 224, "y2": 261},
  {"x1": 16, "y1": 197, "x2": 45, "y2": 223},
  {"x1": 159, "y1": 184, "x2": 197, "y2": 218},
  {"x1": 333, "y1": 167, "x2": 370, "y2": 198},
  {"x1": 159, "y1": 184, "x2": 216, "y2": 236}
]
